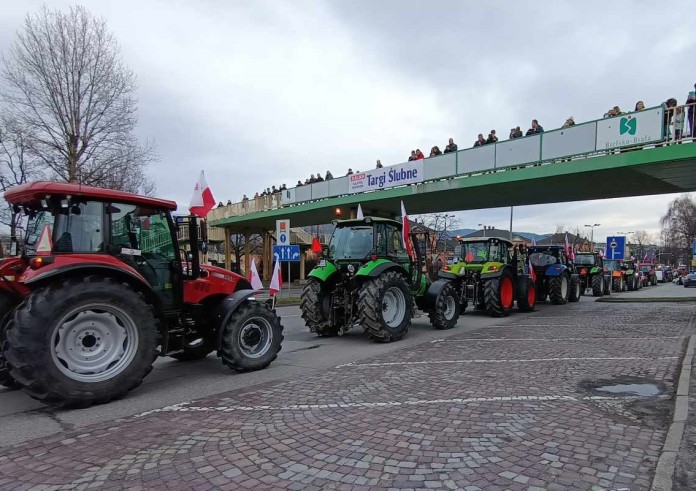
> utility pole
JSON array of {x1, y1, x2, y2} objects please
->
[{"x1": 584, "y1": 223, "x2": 600, "y2": 251}]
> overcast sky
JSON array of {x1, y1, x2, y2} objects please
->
[{"x1": 1, "y1": 0, "x2": 694, "y2": 243}]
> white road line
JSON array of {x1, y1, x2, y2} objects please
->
[
  {"x1": 430, "y1": 336, "x2": 684, "y2": 343},
  {"x1": 135, "y1": 394, "x2": 634, "y2": 416},
  {"x1": 335, "y1": 356, "x2": 678, "y2": 368}
]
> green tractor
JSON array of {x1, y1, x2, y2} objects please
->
[
  {"x1": 300, "y1": 217, "x2": 431, "y2": 342},
  {"x1": 623, "y1": 259, "x2": 643, "y2": 290},
  {"x1": 422, "y1": 237, "x2": 537, "y2": 322},
  {"x1": 573, "y1": 252, "x2": 611, "y2": 297}
]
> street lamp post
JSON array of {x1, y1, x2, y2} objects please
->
[
  {"x1": 442, "y1": 214, "x2": 455, "y2": 252},
  {"x1": 617, "y1": 231, "x2": 635, "y2": 258},
  {"x1": 584, "y1": 223, "x2": 600, "y2": 251}
]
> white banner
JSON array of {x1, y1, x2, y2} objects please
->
[
  {"x1": 595, "y1": 107, "x2": 664, "y2": 150},
  {"x1": 348, "y1": 160, "x2": 424, "y2": 194}
]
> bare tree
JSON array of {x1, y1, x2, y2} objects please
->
[
  {"x1": 414, "y1": 213, "x2": 460, "y2": 253},
  {"x1": 660, "y1": 194, "x2": 696, "y2": 264},
  {"x1": 632, "y1": 230, "x2": 654, "y2": 260},
  {"x1": 1, "y1": 5, "x2": 155, "y2": 193},
  {"x1": 0, "y1": 117, "x2": 44, "y2": 240}
]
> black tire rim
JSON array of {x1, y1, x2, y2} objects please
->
[{"x1": 238, "y1": 317, "x2": 273, "y2": 358}]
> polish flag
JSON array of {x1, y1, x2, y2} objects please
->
[
  {"x1": 248, "y1": 258, "x2": 263, "y2": 290},
  {"x1": 189, "y1": 170, "x2": 216, "y2": 217},
  {"x1": 401, "y1": 201, "x2": 414, "y2": 258},
  {"x1": 356, "y1": 204, "x2": 364, "y2": 219},
  {"x1": 269, "y1": 260, "x2": 283, "y2": 296},
  {"x1": 529, "y1": 257, "x2": 537, "y2": 282},
  {"x1": 564, "y1": 233, "x2": 571, "y2": 257}
]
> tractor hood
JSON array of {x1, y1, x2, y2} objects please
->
[{"x1": 201, "y1": 264, "x2": 245, "y2": 283}]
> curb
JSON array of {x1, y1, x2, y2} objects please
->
[
  {"x1": 651, "y1": 333, "x2": 695, "y2": 491},
  {"x1": 596, "y1": 297, "x2": 696, "y2": 303}
]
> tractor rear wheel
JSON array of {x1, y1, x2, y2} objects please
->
[
  {"x1": 359, "y1": 271, "x2": 412, "y2": 342},
  {"x1": 548, "y1": 274, "x2": 569, "y2": 305},
  {"x1": 0, "y1": 295, "x2": 21, "y2": 390},
  {"x1": 603, "y1": 276, "x2": 611, "y2": 295},
  {"x1": 517, "y1": 277, "x2": 537, "y2": 312},
  {"x1": 612, "y1": 277, "x2": 621, "y2": 292},
  {"x1": 6, "y1": 277, "x2": 158, "y2": 408},
  {"x1": 220, "y1": 301, "x2": 283, "y2": 371},
  {"x1": 568, "y1": 276, "x2": 581, "y2": 302},
  {"x1": 300, "y1": 279, "x2": 339, "y2": 336},
  {"x1": 484, "y1": 270, "x2": 515, "y2": 317},
  {"x1": 429, "y1": 282, "x2": 460, "y2": 330},
  {"x1": 591, "y1": 274, "x2": 604, "y2": 297}
]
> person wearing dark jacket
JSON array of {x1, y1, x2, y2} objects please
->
[
  {"x1": 526, "y1": 119, "x2": 544, "y2": 136},
  {"x1": 429, "y1": 146, "x2": 442, "y2": 157},
  {"x1": 473, "y1": 134, "x2": 486, "y2": 147},
  {"x1": 509, "y1": 126, "x2": 523, "y2": 139},
  {"x1": 444, "y1": 138, "x2": 458, "y2": 153},
  {"x1": 486, "y1": 130, "x2": 498, "y2": 144},
  {"x1": 687, "y1": 90, "x2": 696, "y2": 139},
  {"x1": 325, "y1": 170, "x2": 334, "y2": 180}
]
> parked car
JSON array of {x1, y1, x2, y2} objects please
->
[
  {"x1": 664, "y1": 268, "x2": 674, "y2": 282},
  {"x1": 683, "y1": 271, "x2": 696, "y2": 288}
]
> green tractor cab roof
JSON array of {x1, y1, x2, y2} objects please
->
[
  {"x1": 456, "y1": 237, "x2": 513, "y2": 247},
  {"x1": 332, "y1": 217, "x2": 402, "y2": 228}
]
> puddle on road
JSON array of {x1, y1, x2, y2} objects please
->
[{"x1": 595, "y1": 383, "x2": 660, "y2": 396}]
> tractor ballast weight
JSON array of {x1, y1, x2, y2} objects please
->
[{"x1": 0, "y1": 181, "x2": 284, "y2": 407}]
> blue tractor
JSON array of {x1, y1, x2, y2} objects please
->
[{"x1": 528, "y1": 246, "x2": 581, "y2": 304}]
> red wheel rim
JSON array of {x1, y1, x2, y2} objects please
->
[
  {"x1": 527, "y1": 284, "x2": 536, "y2": 306},
  {"x1": 500, "y1": 277, "x2": 513, "y2": 309}
]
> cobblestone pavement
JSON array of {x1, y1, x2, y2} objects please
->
[{"x1": 0, "y1": 300, "x2": 693, "y2": 490}]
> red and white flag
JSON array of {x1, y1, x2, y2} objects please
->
[
  {"x1": 401, "y1": 201, "x2": 414, "y2": 258},
  {"x1": 248, "y1": 258, "x2": 263, "y2": 290},
  {"x1": 189, "y1": 170, "x2": 216, "y2": 217},
  {"x1": 269, "y1": 260, "x2": 283, "y2": 296},
  {"x1": 564, "y1": 233, "x2": 570, "y2": 257},
  {"x1": 529, "y1": 257, "x2": 537, "y2": 282}
]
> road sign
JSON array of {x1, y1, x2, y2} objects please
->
[
  {"x1": 273, "y1": 245, "x2": 301, "y2": 262},
  {"x1": 692, "y1": 239, "x2": 696, "y2": 255},
  {"x1": 276, "y1": 219, "x2": 290, "y2": 246},
  {"x1": 606, "y1": 236, "x2": 625, "y2": 260}
]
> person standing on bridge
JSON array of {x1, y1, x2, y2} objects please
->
[
  {"x1": 375, "y1": 160, "x2": 383, "y2": 168},
  {"x1": 687, "y1": 90, "x2": 696, "y2": 139},
  {"x1": 408, "y1": 150, "x2": 417, "y2": 161},
  {"x1": 486, "y1": 130, "x2": 498, "y2": 144},
  {"x1": 444, "y1": 138, "x2": 458, "y2": 153},
  {"x1": 526, "y1": 119, "x2": 544, "y2": 136},
  {"x1": 415, "y1": 149, "x2": 425, "y2": 160},
  {"x1": 325, "y1": 170, "x2": 333, "y2": 180},
  {"x1": 509, "y1": 126, "x2": 523, "y2": 139},
  {"x1": 429, "y1": 146, "x2": 442, "y2": 157},
  {"x1": 473, "y1": 134, "x2": 486, "y2": 147}
]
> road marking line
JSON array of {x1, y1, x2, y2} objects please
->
[
  {"x1": 335, "y1": 356, "x2": 678, "y2": 368},
  {"x1": 430, "y1": 336, "x2": 684, "y2": 343},
  {"x1": 135, "y1": 394, "x2": 637, "y2": 416}
]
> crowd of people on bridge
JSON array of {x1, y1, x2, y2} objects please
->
[{"x1": 223, "y1": 82, "x2": 696, "y2": 207}]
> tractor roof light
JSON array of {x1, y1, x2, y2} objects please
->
[{"x1": 29, "y1": 256, "x2": 54, "y2": 270}]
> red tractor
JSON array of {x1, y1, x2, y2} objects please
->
[{"x1": 0, "y1": 182, "x2": 283, "y2": 407}]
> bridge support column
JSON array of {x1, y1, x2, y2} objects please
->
[
  {"x1": 224, "y1": 227, "x2": 231, "y2": 271},
  {"x1": 263, "y1": 230, "x2": 272, "y2": 282},
  {"x1": 244, "y1": 232, "x2": 250, "y2": 278},
  {"x1": 300, "y1": 250, "x2": 306, "y2": 280}
]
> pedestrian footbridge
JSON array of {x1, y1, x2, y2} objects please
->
[{"x1": 210, "y1": 104, "x2": 696, "y2": 233}]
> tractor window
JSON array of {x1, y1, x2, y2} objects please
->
[
  {"x1": 386, "y1": 224, "x2": 405, "y2": 256},
  {"x1": 53, "y1": 201, "x2": 104, "y2": 253},
  {"x1": 108, "y1": 204, "x2": 176, "y2": 261},
  {"x1": 530, "y1": 252, "x2": 557, "y2": 267},
  {"x1": 25, "y1": 211, "x2": 56, "y2": 255},
  {"x1": 574, "y1": 254, "x2": 596, "y2": 266},
  {"x1": 328, "y1": 226, "x2": 373, "y2": 260},
  {"x1": 461, "y1": 242, "x2": 488, "y2": 263}
]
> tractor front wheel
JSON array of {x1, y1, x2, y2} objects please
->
[
  {"x1": 568, "y1": 276, "x2": 581, "y2": 303},
  {"x1": 484, "y1": 270, "x2": 515, "y2": 317},
  {"x1": 359, "y1": 271, "x2": 412, "y2": 342},
  {"x1": 300, "y1": 279, "x2": 340, "y2": 336},
  {"x1": 6, "y1": 277, "x2": 158, "y2": 408},
  {"x1": 220, "y1": 301, "x2": 283, "y2": 371},
  {"x1": 591, "y1": 274, "x2": 604, "y2": 297},
  {"x1": 517, "y1": 277, "x2": 537, "y2": 312},
  {"x1": 429, "y1": 282, "x2": 460, "y2": 330},
  {"x1": 549, "y1": 274, "x2": 569, "y2": 305}
]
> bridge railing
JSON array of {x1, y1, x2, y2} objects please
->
[{"x1": 212, "y1": 102, "x2": 695, "y2": 219}]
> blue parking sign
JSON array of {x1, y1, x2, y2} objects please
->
[{"x1": 605, "y1": 236, "x2": 625, "y2": 260}]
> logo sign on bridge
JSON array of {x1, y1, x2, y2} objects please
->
[
  {"x1": 595, "y1": 107, "x2": 663, "y2": 150},
  {"x1": 606, "y1": 235, "x2": 626, "y2": 260},
  {"x1": 273, "y1": 245, "x2": 301, "y2": 262},
  {"x1": 348, "y1": 160, "x2": 424, "y2": 194},
  {"x1": 276, "y1": 219, "x2": 290, "y2": 246}
]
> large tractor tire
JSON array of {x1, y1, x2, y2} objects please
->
[
  {"x1": 603, "y1": 276, "x2": 611, "y2": 295},
  {"x1": 220, "y1": 301, "x2": 283, "y2": 371},
  {"x1": 484, "y1": 270, "x2": 515, "y2": 317},
  {"x1": 591, "y1": 274, "x2": 604, "y2": 297},
  {"x1": 0, "y1": 296, "x2": 21, "y2": 390},
  {"x1": 612, "y1": 277, "x2": 621, "y2": 292},
  {"x1": 548, "y1": 274, "x2": 570, "y2": 305},
  {"x1": 568, "y1": 276, "x2": 581, "y2": 303},
  {"x1": 6, "y1": 277, "x2": 159, "y2": 408},
  {"x1": 359, "y1": 271, "x2": 412, "y2": 342},
  {"x1": 517, "y1": 277, "x2": 537, "y2": 312},
  {"x1": 429, "y1": 282, "x2": 460, "y2": 330},
  {"x1": 300, "y1": 279, "x2": 340, "y2": 336}
]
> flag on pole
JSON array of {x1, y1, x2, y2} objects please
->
[
  {"x1": 531, "y1": 236, "x2": 537, "y2": 246},
  {"x1": 529, "y1": 257, "x2": 537, "y2": 282},
  {"x1": 311, "y1": 237, "x2": 322, "y2": 253},
  {"x1": 248, "y1": 258, "x2": 263, "y2": 290},
  {"x1": 269, "y1": 260, "x2": 283, "y2": 296},
  {"x1": 400, "y1": 201, "x2": 414, "y2": 258},
  {"x1": 189, "y1": 170, "x2": 216, "y2": 217},
  {"x1": 564, "y1": 233, "x2": 570, "y2": 257},
  {"x1": 356, "y1": 204, "x2": 364, "y2": 219}
]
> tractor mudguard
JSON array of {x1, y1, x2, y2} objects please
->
[
  {"x1": 479, "y1": 270, "x2": 502, "y2": 280},
  {"x1": 307, "y1": 261, "x2": 338, "y2": 282},
  {"x1": 590, "y1": 266, "x2": 601, "y2": 274},
  {"x1": 213, "y1": 289, "x2": 264, "y2": 348},
  {"x1": 419, "y1": 279, "x2": 452, "y2": 312},
  {"x1": 437, "y1": 271, "x2": 460, "y2": 280},
  {"x1": 479, "y1": 262, "x2": 506, "y2": 280},
  {"x1": 356, "y1": 258, "x2": 402, "y2": 278},
  {"x1": 544, "y1": 264, "x2": 566, "y2": 276}
]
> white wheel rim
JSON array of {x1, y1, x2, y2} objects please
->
[
  {"x1": 382, "y1": 286, "x2": 406, "y2": 328},
  {"x1": 444, "y1": 295, "x2": 456, "y2": 320},
  {"x1": 51, "y1": 304, "x2": 138, "y2": 383},
  {"x1": 561, "y1": 277, "x2": 568, "y2": 298}
]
